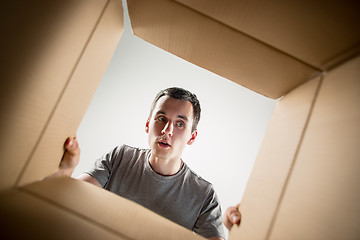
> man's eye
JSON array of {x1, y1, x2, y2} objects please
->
[
  {"x1": 157, "y1": 116, "x2": 166, "y2": 122},
  {"x1": 175, "y1": 121, "x2": 184, "y2": 127}
]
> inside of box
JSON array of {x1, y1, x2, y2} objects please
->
[{"x1": 72, "y1": 0, "x2": 276, "y2": 221}]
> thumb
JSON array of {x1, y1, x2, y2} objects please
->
[
  {"x1": 231, "y1": 214, "x2": 241, "y2": 225},
  {"x1": 64, "y1": 137, "x2": 79, "y2": 155},
  {"x1": 229, "y1": 204, "x2": 241, "y2": 225}
]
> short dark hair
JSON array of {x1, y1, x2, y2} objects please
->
[{"x1": 149, "y1": 87, "x2": 201, "y2": 132}]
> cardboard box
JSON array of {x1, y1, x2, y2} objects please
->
[{"x1": 1, "y1": 0, "x2": 359, "y2": 239}]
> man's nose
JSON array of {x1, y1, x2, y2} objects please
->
[{"x1": 161, "y1": 121, "x2": 173, "y2": 136}]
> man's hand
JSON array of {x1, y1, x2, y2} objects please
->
[
  {"x1": 223, "y1": 204, "x2": 241, "y2": 231},
  {"x1": 51, "y1": 136, "x2": 80, "y2": 177}
]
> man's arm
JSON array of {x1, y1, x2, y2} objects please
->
[
  {"x1": 51, "y1": 137, "x2": 101, "y2": 187},
  {"x1": 76, "y1": 172, "x2": 101, "y2": 187}
]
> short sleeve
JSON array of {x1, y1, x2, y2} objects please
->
[
  {"x1": 193, "y1": 186, "x2": 226, "y2": 239},
  {"x1": 84, "y1": 145, "x2": 123, "y2": 187}
]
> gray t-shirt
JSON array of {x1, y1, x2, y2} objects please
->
[{"x1": 86, "y1": 145, "x2": 225, "y2": 239}]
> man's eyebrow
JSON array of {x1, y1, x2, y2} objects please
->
[
  {"x1": 177, "y1": 115, "x2": 188, "y2": 121},
  {"x1": 155, "y1": 110, "x2": 166, "y2": 115}
]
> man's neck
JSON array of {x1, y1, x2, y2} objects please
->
[{"x1": 148, "y1": 155, "x2": 183, "y2": 176}]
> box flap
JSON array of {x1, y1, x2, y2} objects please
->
[
  {"x1": 0, "y1": 0, "x2": 114, "y2": 191},
  {"x1": 0, "y1": 0, "x2": 124, "y2": 190},
  {"x1": 17, "y1": 0, "x2": 124, "y2": 188},
  {"x1": 127, "y1": 0, "x2": 319, "y2": 99},
  {"x1": 0, "y1": 189, "x2": 126, "y2": 239},
  {"x1": 269, "y1": 56, "x2": 360, "y2": 240},
  {"x1": 176, "y1": 0, "x2": 360, "y2": 70},
  {"x1": 22, "y1": 177, "x2": 204, "y2": 240},
  {"x1": 229, "y1": 76, "x2": 322, "y2": 240}
]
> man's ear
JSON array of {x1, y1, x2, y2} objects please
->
[
  {"x1": 145, "y1": 119, "x2": 150, "y2": 133},
  {"x1": 187, "y1": 129, "x2": 198, "y2": 145}
]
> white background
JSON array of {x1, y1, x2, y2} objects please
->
[{"x1": 73, "y1": 1, "x2": 276, "y2": 235}]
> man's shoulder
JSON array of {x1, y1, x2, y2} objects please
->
[
  {"x1": 183, "y1": 164, "x2": 215, "y2": 194},
  {"x1": 107, "y1": 144, "x2": 150, "y2": 165},
  {"x1": 117, "y1": 144, "x2": 150, "y2": 155}
]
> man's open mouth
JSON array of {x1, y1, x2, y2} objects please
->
[{"x1": 158, "y1": 141, "x2": 171, "y2": 148}]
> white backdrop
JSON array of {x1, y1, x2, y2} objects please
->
[{"x1": 73, "y1": 2, "x2": 275, "y2": 235}]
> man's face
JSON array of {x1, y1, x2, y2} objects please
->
[{"x1": 145, "y1": 96, "x2": 197, "y2": 162}]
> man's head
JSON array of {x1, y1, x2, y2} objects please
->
[
  {"x1": 149, "y1": 87, "x2": 201, "y2": 133},
  {"x1": 145, "y1": 87, "x2": 201, "y2": 163}
]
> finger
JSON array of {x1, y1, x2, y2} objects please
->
[
  {"x1": 64, "y1": 137, "x2": 79, "y2": 152},
  {"x1": 64, "y1": 137, "x2": 71, "y2": 147},
  {"x1": 64, "y1": 137, "x2": 73, "y2": 149},
  {"x1": 228, "y1": 206, "x2": 241, "y2": 225},
  {"x1": 230, "y1": 213, "x2": 241, "y2": 224},
  {"x1": 227, "y1": 206, "x2": 240, "y2": 215}
]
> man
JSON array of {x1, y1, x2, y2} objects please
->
[{"x1": 56, "y1": 87, "x2": 241, "y2": 239}]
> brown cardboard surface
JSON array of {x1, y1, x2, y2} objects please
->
[
  {"x1": 23, "y1": 176, "x2": 204, "y2": 240},
  {"x1": 176, "y1": 0, "x2": 360, "y2": 70},
  {"x1": 229, "y1": 77, "x2": 322, "y2": 240},
  {"x1": 127, "y1": 0, "x2": 318, "y2": 99},
  {"x1": 268, "y1": 56, "x2": 360, "y2": 240},
  {"x1": 0, "y1": 0, "x2": 118, "y2": 191},
  {"x1": 15, "y1": 0, "x2": 124, "y2": 187},
  {"x1": 0, "y1": 189, "x2": 127, "y2": 239}
]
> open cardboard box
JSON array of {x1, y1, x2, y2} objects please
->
[{"x1": 1, "y1": 0, "x2": 359, "y2": 239}]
